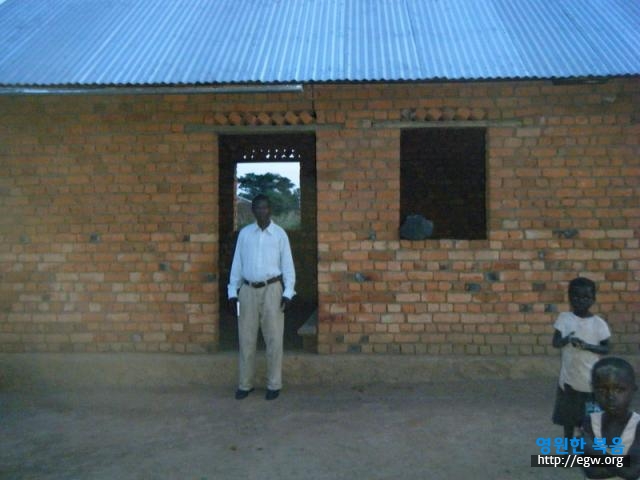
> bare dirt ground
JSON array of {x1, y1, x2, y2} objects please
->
[{"x1": 0, "y1": 378, "x2": 611, "y2": 480}]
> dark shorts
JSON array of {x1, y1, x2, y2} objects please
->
[{"x1": 552, "y1": 383, "x2": 594, "y2": 427}]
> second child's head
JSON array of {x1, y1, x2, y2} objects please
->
[
  {"x1": 568, "y1": 277, "x2": 596, "y2": 318},
  {"x1": 592, "y1": 357, "x2": 637, "y2": 418}
]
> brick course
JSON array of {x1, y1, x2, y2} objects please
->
[{"x1": 1, "y1": 80, "x2": 638, "y2": 354}]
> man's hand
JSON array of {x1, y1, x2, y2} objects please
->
[
  {"x1": 280, "y1": 296, "x2": 291, "y2": 312},
  {"x1": 228, "y1": 297, "x2": 238, "y2": 317}
]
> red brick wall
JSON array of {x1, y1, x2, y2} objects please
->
[
  {"x1": 0, "y1": 95, "x2": 218, "y2": 352},
  {"x1": 315, "y1": 81, "x2": 639, "y2": 354},
  {"x1": 0, "y1": 80, "x2": 638, "y2": 354}
]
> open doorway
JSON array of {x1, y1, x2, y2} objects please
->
[{"x1": 218, "y1": 133, "x2": 317, "y2": 351}]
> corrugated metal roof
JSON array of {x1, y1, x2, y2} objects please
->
[{"x1": 0, "y1": 0, "x2": 638, "y2": 87}]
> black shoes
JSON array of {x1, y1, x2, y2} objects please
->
[
  {"x1": 265, "y1": 389, "x2": 280, "y2": 401},
  {"x1": 234, "y1": 388, "x2": 255, "y2": 400},
  {"x1": 234, "y1": 388, "x2": 280, "y2": 400}
]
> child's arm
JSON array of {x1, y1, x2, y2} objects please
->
[
  {"x1": 581, "y1": 421, "x2": 617, "y2": 478},
  {"x1": 582, "y1": 420, "x2": 640, "y2": 480},
  {"x1": 591, "y1": 432, "x2": 640, "y2": 480},
  {"x1": 570, "y1": 337, "x2": 610, "y2": 355},
  {"x1": 604, "y1": 457, "x2": 640, "y2": 480},
  {"x1": 610, "y1": 437, "x2": 640, "y2": 480},
  {"x1": 552, "y1": 329, "x2": 572, "y2": 349}
]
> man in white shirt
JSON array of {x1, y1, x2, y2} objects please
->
[{"x1": 228, "y1": 194, "x2": 296, "y2": 401}]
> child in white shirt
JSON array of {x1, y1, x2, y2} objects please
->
[{"x1": 552, "y1": 277, "x2": 611, "y2": 439}]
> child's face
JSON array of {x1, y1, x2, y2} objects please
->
[
  {"x1": 593, "y1": 367, "x2": 636, "y2": 418},
  {"x1": 569, "y1": 285, "x2": 595, "y2": 317}
]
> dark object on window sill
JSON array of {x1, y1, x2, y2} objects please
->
[{"x1": 400, "y1": 214, "x2": 434, "y2": 240}]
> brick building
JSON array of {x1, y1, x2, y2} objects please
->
[{"x1": 1, "y1": 0, "x2": 638, "y2": 356}]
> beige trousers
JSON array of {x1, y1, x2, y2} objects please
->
[{"x1": 237, "y1": 281, "x2": 284, "y2": 391}]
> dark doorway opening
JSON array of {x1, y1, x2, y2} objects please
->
[{"x1": 218, "y1": 133, "x2": 317, "y2": 351}]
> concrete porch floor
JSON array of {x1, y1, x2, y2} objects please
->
[{"x1": 2, "y1": 354, "x2": 639, "y2": 480}]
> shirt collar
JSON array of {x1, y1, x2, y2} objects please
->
[{"x1": 252, "y1": 221, "x2": 275, "y2": 234}]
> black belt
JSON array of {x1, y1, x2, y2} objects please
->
[{"x1": 243, "y1": 275, "x2": 282, "y2": 288}]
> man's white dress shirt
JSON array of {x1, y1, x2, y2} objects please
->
[{"x1": 227, "y1": 221, "x2": 296, "y2": 300}]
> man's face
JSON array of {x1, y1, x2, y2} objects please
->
[
  {"x1": 252, "y1": 199, "x2": 271, "y2": 224},
  {"x1": 569, "y1": 285, "x2": 595, "y2": 317},
  {"x1": 593, "y1": 367, "x2": 636, "y2": 418}
]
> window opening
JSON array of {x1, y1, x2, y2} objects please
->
[{"x1": 400, "y1": 128, "x2": 487, "y2": 240}]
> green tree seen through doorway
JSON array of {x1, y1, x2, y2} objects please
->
[{"x1": 237, "y1": 172, "x2": 301, "y2": 230}]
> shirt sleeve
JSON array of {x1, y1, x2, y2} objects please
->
[
  {"x1": 227, "y1": 231, "x2": 244, "y2": 299},
  {"x1": 553, "y1": 313, "x2": 571, "y2": 337},
  {"x1": 598, "y1": 317, "x2": 611, "y2": 342},
  {"x1": 280, "y1": 230, "x2": 296, "y2": 299}
]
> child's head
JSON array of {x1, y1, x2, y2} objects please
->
[
  {"x1": 568, "y1": 277, "x2": 596, "y2": 317},
  {"x1": 592, "y1": 357, "x2": 637, "y2": 418}
]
